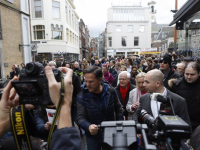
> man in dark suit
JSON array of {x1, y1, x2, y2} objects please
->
[{"x1": 134, "y1": 69, "x2": 191, "y2": 128}]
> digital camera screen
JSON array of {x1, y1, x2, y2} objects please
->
[{"x1": 12, "y1": 82, "x2": 43, "y2": 97}]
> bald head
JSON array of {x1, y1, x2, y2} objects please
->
[{"x1": 146, "y1": 69, "x2": 164, "y2": 85}]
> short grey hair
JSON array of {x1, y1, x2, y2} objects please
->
[
  {"x1": 176, "y1": 62, "x2": 185, "y2": 68},
  {"x1": 49, "y1": 61, "x2": 56, "y2": 66},
  {"x1": 119, "y1": 71, "x2": 131, "y2": 79}
]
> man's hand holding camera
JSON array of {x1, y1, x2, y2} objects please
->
[
  {"x1": 45, "y1": 66, "x2": 73, "y2": 129},
  {"x1": 0, "y1": 77, "x2": 34, "y2": 138}
]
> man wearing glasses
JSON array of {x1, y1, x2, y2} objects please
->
[
  {"x1": 115, "y1": 71, "x2": 136, "y2": 120},
  {"x1": 159, "y1": 53, "x2": 180, "y2": 89}
]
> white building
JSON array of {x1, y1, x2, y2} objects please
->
[
  {"x1": 106, "y1": 2, "x2": 151, "y2": 58},
  {"x1": 30, "y1": 0, "x2": 79, "y2": 62}
]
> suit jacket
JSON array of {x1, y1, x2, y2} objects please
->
[{"x1": 134, "y1": 89, "x2": 191, "y2": 128}]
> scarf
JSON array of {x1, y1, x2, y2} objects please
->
[{"x1": 120, "y1": 82, "x2": 130, "y2": 105}]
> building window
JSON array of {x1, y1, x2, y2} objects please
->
[
  {"x1": 66, "y1": 28, "x2": 69, "y2": 42},
  {"x1": 69, "y1": 9, "x2": 71, "y2": 26},
  {"x1": 134, "y1": 37, "x2": 139, "y2": 46},
  {"x1": 65, "y1": 2, "x2": 68, "y2": 22},
  {"x1": 51, "y1": 31, "x2": 62, "y2": 40},
  {"x1": 33, "y1": 25, "x2": 45, "y2": 40},
  {"x1": 116, "y1": 25, "x2": 121, "y2": 32},
  {"x1": 108, "y1": 37, "x2": 112, "y2": 47},
  {"x1": 122, "y1": 37, "x2": 127, "y2": 46},
  {"x1": 198, "y1": 29, "x2": 200, "y2": 35},
  {"x1": 34, "y1": 0, "x2": 42, "y2": 18},
  {"x1": 139, "y1": 25, "x2": 145, "y2": 32},
  {"x1": 52, "y1": 1, "x2": 60, "y2": 19},
  {"x1": 192, "y1": 30, "x2": 196, "y2": 36},
  {"x1": 70, "y1": 31, "x2": 72, "y2": 43},
  {"x1": 72, "y1": 33, "x2": 74, "y2": 44},
  {"x1": 128, "y1": 25, "x2": 133, "y2": 32}
]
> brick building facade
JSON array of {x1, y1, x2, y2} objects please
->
[{"x1": 0, "y1": 0, "x2": 24, "y2": 78}]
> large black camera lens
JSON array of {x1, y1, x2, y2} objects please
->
[
  {"x1": 25, "y1": 62, "x2": 44, "y2": 76},
  {"x1": 138, "y1": 109, "x2": 155, "y2": 128}
]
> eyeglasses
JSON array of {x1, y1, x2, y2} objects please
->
[
  {"x1": 119, "y1": 78, "x2": 128, "y2": 81},
  {"x1": 159, "y1": 61, "x2": 168, "y2": 64}
]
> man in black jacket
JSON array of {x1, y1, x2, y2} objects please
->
[
  {"x1": 73, "y1": 62, "x2": 83, "y2": 77},
  {"x1": 169, "y1": 62, "x2": 200, "y2": 131},
  {"x1": 159, "y1": 53, "x2": 180, "y2": 89},
  {"x1": 109, "y1": 60, "x2": 115, "y2": 73},
  {"x1": 77, "y1": 66, "x2": 123, "y2": 150},
  {"x1": 10, "y1": 65, "x2": 20, "y2": 78},
  {"x1": 134, "y1": 69, "x2": 191, "y2": 130},
  {"x1": 115, "y1": 71, "x2": 136, "y2": 120}
]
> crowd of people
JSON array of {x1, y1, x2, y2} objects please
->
[{"x1": 0, "y1": 52, "x2": 200, "y2": 149}]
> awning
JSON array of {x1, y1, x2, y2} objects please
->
[
  {"x1": 169, "y1": 0, "x2": 200, "y2": 26},
  {"x1": 141, "y1": 52, "x2": 161, "y2": 54}
]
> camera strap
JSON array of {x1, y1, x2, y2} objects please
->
[
  {"x1": 9, "y1": 105, "x2": 32, "y2": 150},
  {"x1": 9, "y1": 72, "x2": 65, "y2": 150},
  {"x1": 46, "y1": 72, "x2": 65, "y2": 150}
]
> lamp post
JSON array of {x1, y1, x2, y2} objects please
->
[{"x1": 174, "y1": 0, "x2": 178, "y2": 52}]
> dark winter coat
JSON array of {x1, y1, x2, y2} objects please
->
[
  {"x1": 10, "y1": 68, "x2": 20, "y2": 78},
  {"x1": 169, "y1": 77, "x2": 200, "y2": 131},
  {"x1": 51, "y1": 127, "x2": 82, "y2": 150},
  {"x1": 109, "y1": 65, "x2": 115, "y2": 74},
  {"x1": 163, "y1": 67, "x2": 180, "y2": 89},
  {"x1": 115, "y1": 83, "x2": 136, "y2": 120},
  {"x1": 73, "y1": 68, "x2": 83, "y2": 77},
  {"x1": 77, "y1": 82, "x2": 123, "y2": 138}
]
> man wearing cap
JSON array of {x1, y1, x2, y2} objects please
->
[
  {"x1": 184, "y1": 56, "x2": 193, "y2": 65},
  {"x1": 159, "y1": 53, "x2": 180, "y2": 89}
]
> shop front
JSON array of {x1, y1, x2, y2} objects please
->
[{"x1": 169, "y1": 0, "x2": 200, "y2": 58}]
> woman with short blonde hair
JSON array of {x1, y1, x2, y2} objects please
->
[{"x1": 126, "y1": 72, "x2": 147, "y2": 120}]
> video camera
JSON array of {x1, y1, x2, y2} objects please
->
[
  {"x1": 11, "y1": 62, "x2": 61, "y2": 105},
  {"x1": 100, "y1": 94, "x2": 191, "y2": 150}
]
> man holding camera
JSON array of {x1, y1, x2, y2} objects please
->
[
  {"x1": 10, "y1": 64, "x2": 20, "y2": 79},
  {"x1": 0, "y1": 67, "x2": 82, "y2": 150},
  {"x1": 134, "y1": 69, "x2": 191, "y2": 128},
  {"x1": 77, "y1": 66, "x2": 123, "y2": 150}
]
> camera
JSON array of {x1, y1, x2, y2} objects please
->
[
  {"x1": 11, "y1": 62, "x2": 61, "y2": 105},
  {"x1": 138, "y1": 109, "x2": 156, "y2": 128},
  {"x1": 99, "y1": 94, "x2": 191, "y2": 150}
]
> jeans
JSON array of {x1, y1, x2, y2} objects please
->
[{"x1": 86, "y1": 137, "x2": 102, "y2": 150}]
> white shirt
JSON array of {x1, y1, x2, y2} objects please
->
[{"x1": 150, "y1": 88, "x2": 167, "y2": 118}]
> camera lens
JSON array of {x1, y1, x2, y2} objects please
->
[
  {"x1": 138, "y1": 109, "x2": 155, "y2": 128},
  {"x1": 25, "y1": 63, "x2": 35, "y2": 75},
  {"x1": 25, "y1": 62, "x2": 43, "y2": 76}
]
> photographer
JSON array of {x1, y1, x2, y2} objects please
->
[
  {"x1": 0, "y1": 67, "x2": 82, "y2": 150},
  {"x1": 134, "y1": 69, "x2": 191, "y2": 130},
  {"x1": 10, "y1": 64, "x2": 20, "y2": 78}
]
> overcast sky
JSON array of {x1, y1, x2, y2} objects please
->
[{"x1": 74, "y1": 0, "x2": 188, "y2": 37}]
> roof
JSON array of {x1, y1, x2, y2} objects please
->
[
  {"x1": 169, "y1": 0, "x2": 200, "y2": 26},
  {"x1": 151, "y1": 23, "x2": 168, "y2": 32},
  {"x1": 155, "y1": 26, "x2": 174, "y2": 41}
]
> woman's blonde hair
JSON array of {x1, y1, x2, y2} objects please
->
[{"x1": 135, "y1": 72, "x2": 146, "y2": 89}]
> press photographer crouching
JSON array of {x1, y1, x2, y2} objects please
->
[
  {"x1": 0, "y1": 65, "x2": 82, "y2": 150},
  {"x1": 134, "y1": 69, "x2": 191, "y2": 149}
]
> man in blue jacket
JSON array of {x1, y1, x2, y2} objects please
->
[{"x1": 77, "y1": 66, "x2": 123, "y2": 150}]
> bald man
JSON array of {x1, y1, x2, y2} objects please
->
[{"x1": 134, "y1": 69, "x2": 191, "y2": 130}]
